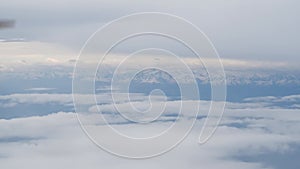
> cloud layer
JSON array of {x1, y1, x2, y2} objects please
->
[{"x1": 0, "y1": 103, "x2": 299, "y2": 169}]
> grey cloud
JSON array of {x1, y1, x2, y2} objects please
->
[{"x1": 1, "y1": 0, "x2": 299, "y2": 63}]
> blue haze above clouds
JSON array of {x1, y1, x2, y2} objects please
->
[{"x1": 0, "y1": 0, "x2": 300, "y2": 169}]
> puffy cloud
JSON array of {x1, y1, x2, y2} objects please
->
[
  {"x1": 0, "y1": 93, "x2": 300, "y2": 168},
  {"x1": 243, "y1": 95, "x2": 300, "y2": 109}
]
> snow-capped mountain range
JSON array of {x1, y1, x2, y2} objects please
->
[{"x1": 1, "y1": 63, "x2": 300, "y2": 101}]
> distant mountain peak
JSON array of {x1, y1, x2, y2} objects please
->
[{"x1": 131, "y1": 68, "x2": 176, "y2": 84}]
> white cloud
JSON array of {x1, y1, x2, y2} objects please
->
[
  {"x1": 0, "y1": 41, "x2": 75, "y2": 75},
  {"x1": 0, "y1": 40, "x2": 295, "y2": 73},
  {"x1": 0, "y1": 93, "x2": 167, "y2": 108},
  {"x1": 243, "y1": 95, "x2": 300, "y2": 108},
  {"x1": 24, "y1": 88, "x2": 56, "y2": 91},
  {"x1": 0, "y1": 105, "x2": 299, "y2": 169}
]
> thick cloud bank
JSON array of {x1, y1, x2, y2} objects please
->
[{"x1": 0, "y1": 96, "x2": 299, "y2": 169}]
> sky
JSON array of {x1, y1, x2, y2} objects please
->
[{"x1": 1, "y1": 0, "x2": 300, "y2": 64}]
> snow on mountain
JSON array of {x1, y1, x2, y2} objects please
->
[{"x1": 131, "y1": 68, "x2": 176, "y2": 84}]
